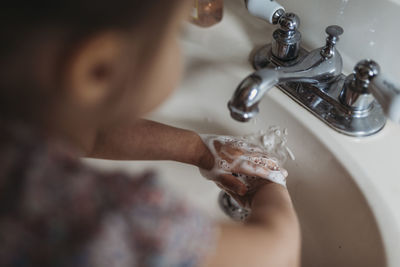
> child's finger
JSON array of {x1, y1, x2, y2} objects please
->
[
  {"x1": 246, "y1": 154, "x2": 281, "y2": 170},
  {"x1": 231, "y1": 161, "x2": 271, "y2": 179},
  {"x1": 215, "y1": 183, "x2": 247, "y2": 206},
  {"x1": 217, "y1": 174, "x2": 248, "y2": 196},
  {"x1": 233, "y1": 160, "x2": 288, "y2": 180}
]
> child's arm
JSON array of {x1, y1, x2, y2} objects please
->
[
  {"x1": 89, "y1": 119, "x2": 283, "y2": 195},
  {"x1": 89, "y1": 120, "x2": 300, "y2": 266},
  {"x1": 89, "y1": 119, "x2": 212, "y2": 169},
  {"x1": 203, "y1": 183, "x2": 301, "y2": 267}
]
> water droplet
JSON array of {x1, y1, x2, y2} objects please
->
[{"x1": 283, "y1": 128, "x2": 288, "y2": 135}]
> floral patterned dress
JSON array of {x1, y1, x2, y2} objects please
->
[{"x1": 0, "y1": 122, "x2": 215, "y2": 267}]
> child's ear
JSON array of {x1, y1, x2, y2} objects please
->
[{"x1": 63, "y1": 32, "x2": 127, "y2": 108}]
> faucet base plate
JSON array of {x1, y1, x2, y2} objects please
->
[{"x1": 252, "y1": 44, "x2": 386, "y2": 137}]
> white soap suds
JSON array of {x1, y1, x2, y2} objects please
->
[{"x1": 199, "y1": 126, "x2": 295, "y2": 188}]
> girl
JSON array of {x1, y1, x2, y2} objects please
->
[{"x1": 0, "y1": 1, "x2": 300, "y2": 266}]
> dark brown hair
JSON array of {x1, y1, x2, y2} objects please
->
[{"x1": 0, "y1": 1, "x2": 183, "y2": 122}]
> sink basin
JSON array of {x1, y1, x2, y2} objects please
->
[
  {"x1": 84, "y1": 1, "x2": 397, "y2": 266},
  {"x1": 86, "y1": 79, "x2": 386, "y2": 267}
]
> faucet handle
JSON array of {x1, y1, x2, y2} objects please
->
[
  {"x1": 355, "y1": 60, "x2": 400, "y2": 124},
  {"x1": 343, "y1": 59, "x2": 400, "y2": 124},
  {"x1": 245, "y1": 0, "x2": 285, "y2": 24},
  {"x1": 321, "y1": 25, "x2": 344, "y2": 58},
  {"x1": 246, "y1": 0, "x2": 301, "y2": 62}
]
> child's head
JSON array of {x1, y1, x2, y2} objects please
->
[{"x1": 0, "y1": 1, "x2": 188, "y2": 130}]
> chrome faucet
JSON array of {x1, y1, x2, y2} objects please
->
[
  {"x1": 340, "y1": 60, "x2": 400, "y2": 124},
  {"x1": 228, "y1": 0, "x2": 399, "y2": 137},
  {"x1": 228, "y1": 25, "x2": 344, "y2": 122}
]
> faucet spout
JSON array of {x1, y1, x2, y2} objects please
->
[
  {"x1": 227, "y1": 68, "x2": 279, "y2": 122},
  {"x1": 228, "y1": 46, "x2": 343, "y2": 122}
]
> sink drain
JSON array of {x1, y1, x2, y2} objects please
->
[{"x1": 218, "y1": 191, "x2": 250, "y2": 221}]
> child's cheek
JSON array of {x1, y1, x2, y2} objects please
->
[{"x1": 135, "y1": 37, "x2": 183, "y2": 116}]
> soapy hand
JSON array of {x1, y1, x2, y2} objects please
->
[{"x1": 198, "y1": 135, "x2": 288, "y2": 198}]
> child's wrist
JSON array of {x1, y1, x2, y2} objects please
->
[{"x1": 193, "y1": 133, "x2": 214, "y2": 170}]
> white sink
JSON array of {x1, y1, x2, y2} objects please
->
[
  {"x1": 86, "y1": 87, "x2": 385, "y2": 266},
  {"x1": 86, "y1": 1, "x2": 400, "y2": 266}
]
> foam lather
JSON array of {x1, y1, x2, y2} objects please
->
[{"x1": 199, "y1": 126, "x2": 294, "y2": 188}]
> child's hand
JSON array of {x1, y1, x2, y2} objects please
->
[{"x1": 198, "y1": 135, "x2": 288, "y2": 197}]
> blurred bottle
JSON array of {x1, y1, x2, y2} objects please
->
[{"x1": 191, "y1": 0, "x2": 223, "y2": 27}]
